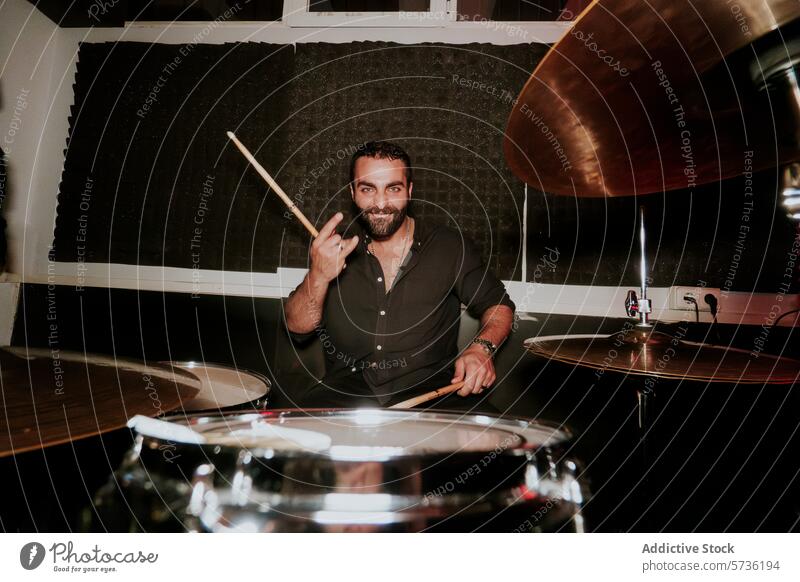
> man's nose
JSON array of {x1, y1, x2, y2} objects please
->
[{"x1": 374, "y1": 188, "x2": 389, "y2": 209}]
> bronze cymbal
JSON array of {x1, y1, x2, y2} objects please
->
[
  {"x1": 525, "y1": 332, "x2": 800, "y2": 384},
  {"x1": 504, "y1": 0, "x2": 800, "y2": 197},
  {"x1": 0, "y1": 347, "x2": 201, "y2": 457}
]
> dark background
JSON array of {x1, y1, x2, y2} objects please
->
[
  {"x1": 52, "y1": 41, "x2": 798, "y2": 291},
  {"x1": 7, "y1": 283, "x2": 800, "y2": 532}
]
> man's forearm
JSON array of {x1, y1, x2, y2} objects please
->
[
  {"x1": 284, "y1": 270, "x2": 329, "y2": 334},
  {"x1": 475, "y1": 305, "x2": 514, "y2": 349}
]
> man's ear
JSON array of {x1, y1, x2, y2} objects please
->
[{"x1": 408, "y1": 181, "x2": 413, "y2": 198}]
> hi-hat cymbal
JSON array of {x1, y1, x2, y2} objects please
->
[
  {"x1": 0, "y1": 347, "x2": 201, "y2": 457},
  {"x1": 504, "y1": 0, "x2": 800, "y2": 197},
  {"x1": 525, "y1": 332, "x2": 800, "y2": 384}
]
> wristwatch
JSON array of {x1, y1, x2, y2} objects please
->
[{"x1": 471, "y1": 338, "x2": 497, "y2": 356}]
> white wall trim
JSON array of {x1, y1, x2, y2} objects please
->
[
  {"x1": 505, "y1": 281, "x2": 799, "y2": 327},
  {"x1": 22, "y1": 262, "x2": 800, "y2": 328},
  {"x1": 84, "y1": 20, "x2": 568, "y2": 45}
]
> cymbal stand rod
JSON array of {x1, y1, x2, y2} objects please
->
[
  {"x1": 637, "y1": 206, "x2": 652, "y2": 327},
  {"x1": 637, "y1": 387, "x2": 653, "y2": 465}
]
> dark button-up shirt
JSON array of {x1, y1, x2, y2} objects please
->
[{"x1": 287, "y1": 218, "x2": 515, "y2": 404}]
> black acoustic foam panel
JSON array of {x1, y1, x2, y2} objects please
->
[
  {"x1": 54, "y1": 41, "x2": 294, "y2": 273},
  {"x1": 54, "y1": 41, "x2": 535, "y2": 279},
  {"x1": 53, "y1": 40, "x2": 796, "y2": 290}
]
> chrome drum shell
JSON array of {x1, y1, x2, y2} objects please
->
[{"x1": 90, "y1": 410, "x2": 587, "y2": 533}]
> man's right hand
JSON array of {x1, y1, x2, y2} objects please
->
[{"x1": 310, "y1": 212, "x2": 359, "y2": 283}]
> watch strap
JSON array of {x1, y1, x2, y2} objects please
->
[{"x1": 471, "y1": 338, "x2": 497, "y2": 356}]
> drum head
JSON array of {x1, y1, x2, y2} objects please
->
[
  {"x1": 119, "y1": 410, "x2": 581, "y2": 533},
  {"x1": 146, "y1": 409, "x2": 570, "y2": 459},
  {"x1": 168, "y1": 362, "x2": 270, "y2": 411}
]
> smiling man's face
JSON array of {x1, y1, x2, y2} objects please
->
[{"x1": 350, "y1": 156, "x2": 413, "y2": 240}]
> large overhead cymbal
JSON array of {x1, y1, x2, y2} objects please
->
[
  {"x1": 525, "y1": 333, "x2": 800, "y2": 384},
  {"x1": 505, "y1": 0, "x2": 800, "y2": 197},
  {"x1": 0, "y1": 347, "x2": 201, "y2": 457}
]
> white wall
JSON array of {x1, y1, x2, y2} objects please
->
[
  {"x1": 0, "y1": 0, "x2": 58, "y2": 276},
  {"x1": 0, "y1": 0, "x2": 67, "y2": 342}
]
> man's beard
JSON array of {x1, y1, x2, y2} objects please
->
[{"x1": 356, "y1": 204, "x2": 408, "y2": 239}]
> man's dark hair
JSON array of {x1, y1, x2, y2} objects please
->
[{"x1": 349, "y1": 141, "x2": 413, "y2": 186}]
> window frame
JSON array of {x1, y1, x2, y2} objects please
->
[
  {"x1": 283, "y1": 0, "x2": 452, "y2": 27},
  {"x1": 282, "y1": 0, "x2": 574, "y2": 31}
]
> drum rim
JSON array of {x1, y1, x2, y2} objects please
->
[
  {"x1": 5, "y1": 346, "x2": 201, "y2": 385},
  {"x1": 141, "y1": 408, "x2": 572, "y2": 458},
  {"x1": 164, "y1": 360, "x2": 272, "y2": 389}
]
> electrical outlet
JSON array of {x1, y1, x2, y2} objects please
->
[{"x1": 670, "y1": 286, "x2": 722, "y2": 311}]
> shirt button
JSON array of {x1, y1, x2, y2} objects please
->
[
  {"x1": 379, "y1": 310, "x2": 386, "y2": 316},
  {"x1": 377, "y1": 277, "x2": 383, "y2": 282},
  {"x1": 376, "y1": 345, "x2": 382, "y2": 350}
]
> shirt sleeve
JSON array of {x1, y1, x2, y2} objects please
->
[
  {"x1": 281, "y1": 291, "x2": 321, "y2": 344},
  {"x1": 452, "y1": 233, "x2": 516, "y2": 318}
]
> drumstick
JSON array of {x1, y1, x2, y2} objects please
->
[
  {"x1": 389, "y1": 381, "x2": 466, "y2": 409},
  {"x1": 226, "y1": 131, "x2": 320, "y2": 238}
]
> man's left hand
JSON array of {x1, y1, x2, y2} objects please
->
[{"x1": 452, "y1": 345, "x2": 496, "y2": 396}]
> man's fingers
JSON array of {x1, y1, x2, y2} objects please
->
[
  {"x1": 452, "y1": 359, "x2": 465, "y2": 383},
  {"x1": 341, "y1": 235, "x2": 360, "y2": 256},
  {"x1": 460, "y1": 364, "x2": 481, "y2": 396},
  {"x1": 453, "y1": 354, "x2": 498, "y2": 397},
  {"x1": 332, "y1": 235, "x2": 358, "y2": 256},
  {"x1": 481, "y1": 363, "x2": 496, "y2": 388},
  {"x1": 470, "y1": 369, "x2": 488, "y2": 394},
  {"x1": 317, "y1": 212, "x2": 343, "y2": 241},
  {"x1": 454, "y1": 359, "x2": 470, "y2": 396}
]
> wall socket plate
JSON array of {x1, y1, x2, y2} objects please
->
[{"x1": 670, "y1": 286, "x2": 722, "y2": 311}]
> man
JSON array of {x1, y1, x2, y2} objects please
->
[{"x1": 283, "y1": 141, "x2": 515, "y2": 410}]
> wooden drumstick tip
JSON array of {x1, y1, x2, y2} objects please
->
[{"x1": 226, "y1": 131, "x2": 236, "y2": 140}]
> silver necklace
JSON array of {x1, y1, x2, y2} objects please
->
[{"x1": 369, "y1": 218, "x2": 412, "y2": 277}]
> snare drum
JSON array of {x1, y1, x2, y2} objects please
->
[
  {"x1": 166, "y1": 361, "x2": 271, "y2": 412},
  {"x1": 89, "y1": 410, "x2": 586, "y2": 533}
]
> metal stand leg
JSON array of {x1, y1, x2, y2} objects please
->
[{"x1": 636, "y1": 387, "x2": 654, "y2": 466}]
